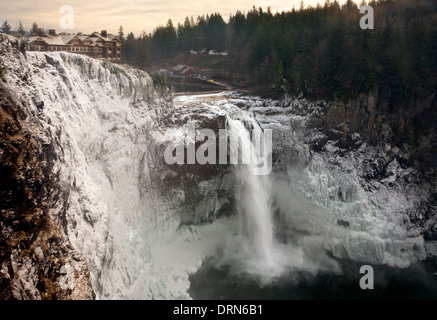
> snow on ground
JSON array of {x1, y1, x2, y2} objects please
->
[{"x1": 2, "y1": 35, "x2": 434, "y2": 299}]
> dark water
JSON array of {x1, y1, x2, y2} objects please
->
[
  {"x1": 188, "y1": 256, "x2": 437, "y2": 300},
  {"x1": 168, "y1": 82, "x2": 222, "y2": 93}
]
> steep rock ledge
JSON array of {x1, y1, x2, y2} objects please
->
[
  {"x1": 303, "y1": 91, "x2": 437, "y2": 240},
  {"x1": 156, "y1": 103, "x2": 233, "y2": 225},
  {"x1": 0, "y1": 33, "x2": 234, "y2": 299},
  {"x1": 0, "y1": 72, "x2": 94, "y2": 299}
]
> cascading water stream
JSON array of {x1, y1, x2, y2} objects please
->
[
  {"x1": 216, "y1": 114, "x2": 307, "y2": 280},
  {"x1": 226, "y1": 117, "x2": 275, "y2": 265}
]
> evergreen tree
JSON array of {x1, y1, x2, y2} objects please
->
[
  {"x1": 17, "y1": 21, "x2": 25, "y2": 35},
  {"x1": 122, "y1": 32, "x2": 136, "y2": 63},
  {"x1": 118, "y1": 26, "x2": 125, "y2": 43},
  {"x1": 135, "y1": 32, "x2": 152, "y2": 68},
  {"x1": 120, "y1": 0, "x2": 437, "y2": 107},
  {"x1": 30, "y1": 22, "x2": 38, "y2": 34},
  {"x1": 1, "y1": 20, "x2": 11, "y2": 34}
]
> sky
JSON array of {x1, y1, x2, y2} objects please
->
[{"x1": 0, "y1": 0, "x2": 359, "y2": 36}]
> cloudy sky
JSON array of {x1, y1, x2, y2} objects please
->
[{"x1": 0, "y1": 0, "x2": 357, "y2": 36}]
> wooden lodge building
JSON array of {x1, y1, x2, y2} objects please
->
[{"x1": 28, "y1": 29, "x2": 122, "y2": 62}]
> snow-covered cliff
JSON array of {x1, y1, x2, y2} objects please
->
[
  {"x1": 175, "y1": 93, "x2": 436, "y2": 279},
  {"x1": 0, "y1": 34, "x2": 95, "y2": 300},
  {"x1": 0, "y1": 34, "x2": 232, "y2": 299},
  {"x1": 1, "y1": 32, "x2": 436, "y2": 300}
]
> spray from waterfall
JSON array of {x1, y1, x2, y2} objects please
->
[
  {"x1": 226, "y1": 118, "x2": 275, "y2": 265},
  {"x1": 215, "y1": 116, "x2": 323, "y2": 281}
]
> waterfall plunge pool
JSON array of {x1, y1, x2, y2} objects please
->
[
  {"x1": 171, "y1": 92, "x2": 437, "y2": 300},
  {"x1": 188, "y1": 255, "x2": 437, "y2": 300}
]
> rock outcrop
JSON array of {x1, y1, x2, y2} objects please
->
[
  {"x1": 321, "y1": 91, "x2": 437, "y2": 174},
  {"x1": 306, "y1": 91, "x2": 437, "y2": 240},
  {"x1": 0, "y1": 36, "x2": 95, "y2": 299},
  {"x1": 0, "y1": 33, "x2": 234, "y2": 299}
]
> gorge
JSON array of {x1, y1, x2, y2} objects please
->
[{"x1": 0, "y1": 33, "x2": 436, "y2": 300}]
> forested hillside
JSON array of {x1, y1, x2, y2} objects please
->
[
  {"x1": 121, "y1": 0, "x2": 437, "y2": 104},
  {"x1": 2, "y1": 1, "x2": 436, "y2": 141}
]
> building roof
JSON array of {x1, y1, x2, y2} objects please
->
[
  {"x1": 90, "y1": 32, "x2": 112, "y2": 42},
  {"x1": 61, "y1": 34, "x2": 76, "y2": 44},
  {"x1": 107, "y1": 35, "x2": 121, "y2": 43},
  {"x1": 173, "y1": 64, "x2": 185, "y2": 71},
  {"x1": 29, "y1": 31, "x2": 117, "y2": 46},
  {"x1": 173, "y1": 64, "x2": 194, "y2": 75},
  {"x1": 42, "y1": 35, "x2": 66, "y2": 46},
  {"x1": 78, "y1": 35, "x2": 90, "y2": 42},
  {"x1": 89, "y1": 38, "x2": 103, "y2": 46},
  {"x1": 29, "y1": 36, "x2": 44, "y2": 42}
]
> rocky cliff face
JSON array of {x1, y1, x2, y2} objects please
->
[
  {"x1": 0, "y1": 35, "x2": 94, "y2": 299},
  {"x1": 0, "y1": 33, "x2": 233, "y2": 299},
  {"x1": 158, "y1": 102, "x2": 233, "y2": 225},
  {"x1": 321, "y1": 91, "x2": 437, "y2": 173},
  {"x1": 1, "y1": 30, "x2": 436, "y2": 299},
  {"x1": 306, "y1": 91, "x2": 437, "y2": 240}
]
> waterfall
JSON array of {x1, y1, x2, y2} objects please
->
[
  {"x1": 2, "y1": 28, "x2": 430, "y2": 299},
  {"x1": 226, "y1": 117, "x2": 275, "y2": 265}
]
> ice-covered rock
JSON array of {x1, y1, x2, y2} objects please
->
[
  {"x1": 1, "y1": 30, "x2": 436, "y2": 300},
  {"x1": 0, "y1": 34, "x2": 94, "y2": 300},
  {"x1": 0, "y1": 34, "x2": 233, "y2": 299}
]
